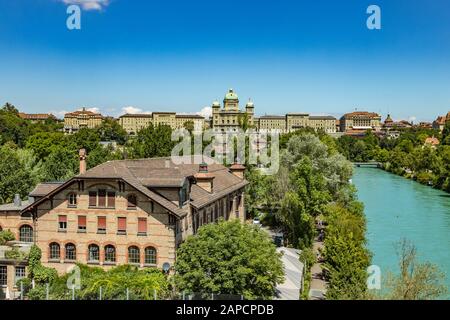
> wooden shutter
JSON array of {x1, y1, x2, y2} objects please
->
[
  {"x1": 138, "y1": 218, "x2": 147, "y2": 234},
  {"x1": 107, "y1": 192, "x2": 115, "y2": 208},
  {"x1": 59, "y1": 215, "x2": 67, "y2": 223},
  {"x1": 98, "y1": 189, "x2": 106, "y2": 207},
  {"x1": 118, "y1": 217, "x2": 126, "y2": 232},
  {"x1": 89, "y1": 191, "x2": 97, "y2": 207},
  {"x1": 78, "y1": 216, "x2": 86, "y2": 227},
  {"x1": 98, "y1": 217, "x2": 106, "y2": 229}
]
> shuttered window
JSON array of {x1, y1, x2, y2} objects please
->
[
  {"x1": 78, "y1": 216, "x2": 86, "y2": 232},
  {"x1": 58, "y1": 215, "x2": 67, "y2": 231},
  {"x1": 98, "y1": 216, "x2": 106, "y2": 233},
  {"x1": 98, "y1": 189, "x2": 106, "y2": 207},
  {"x1": 107, "y1": 191, "x2": 115, "y2": 208},
  {"x1": 138, "y1": 218, "x2": 147, "y2": 235},
  {"x1": 118, "y1": 217, "x2": 126, "y2": 233},
  {"x1": 89, "y1": 191, "x2": 97, "y2": 207}
]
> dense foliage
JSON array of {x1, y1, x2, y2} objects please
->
[
  {"x1": 174, "y1": 219, "x2": 284, "y2": 299},
  {"x1": 245, "y1": 129, "x2": 370, "y2": 299},
  {"x1": 337, "y1": 126, "x2": 450, "y2": 192},
  {"x1": 0, "y1": 102, "x2": 178, "y2": 205}
]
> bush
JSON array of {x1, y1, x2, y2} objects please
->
[
  {"x1": 174, "y1": 219, "x2": 284, "y2": 299},
  {"x1": 4, "y1": 247, "x2": 27, "y2": 260},
  {"x1": 0, "y1": 230, "x2": 15, "y2": 245}
]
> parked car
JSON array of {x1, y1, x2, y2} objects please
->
[{"x1": 252, "y1": 217, "x2": 261, "y2": 226}]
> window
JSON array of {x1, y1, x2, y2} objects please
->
[
  {"x1": 58, "y1": 215, "x2": 67, "y2": 231},
  {"x1": 127, "y1": 194, "x2": 137, "y2": 209},
  {"x1": 0, "y1": 266, "x2": 6, "y2": 286},
  {"x1": 98, "y1": 189, "x2": 106, "y2": 207},
  {"x1": 107, "y1": 191, "x2": 115, "y2": 208},
  {"x1": 89, "y1": 190, "x2": 116, "y2": 208},
  {"x1": 104, "y1": 245, "x2": 116, "y2": 263},
  {"x1": 128, "y1": 246, "x2": 140, "y2": 264},
  {"x1": 19, "y1": 225, "x2": 33, "y2": 243},
  {"x1": 68, "y1": 193, "x2": 77, "y2": 207},
  {"x1": 117, "y1": 217, "x2": 126, "y2": 234},
  {"x1": 97, "y1": 216, "x2": 106, "y2": 233},
  {"x1": 65, "y1": 243, "x2": 76, "y2": 261},
  {"x1": 89, "y1": 191, "x2": 97, "y2": 207},
  {"x1": 15, "y1": 266, "x2": 26, "y2": 284},
  {"x1": 78, "y1": 216, "x2": 86, "y2": 232},
  {"x1": 49, "y1": 242, "x2": 60, "y2": 260},
  {"x1": 138, "y1": 218, "x2": 147, "y2": 235},
  {"x1": 88, "y1": 244, "x2": 100, "y2": 262},
  {"x1": 144, "y1": 247, "x2": 157, "y2": 265}
]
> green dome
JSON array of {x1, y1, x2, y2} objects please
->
[
  {"x1": 224, "y1": 88, "x2": 238, "y2": 100},
  {"x1": 212, "y1": 100, "x2": 220, "y2": 107}
]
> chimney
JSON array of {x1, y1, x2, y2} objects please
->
[
  {"x1": 79, "y1": 149, "x2": 87, "y2": 174},
  {"x1": 229, "y1": 163, "x2": 246, "y2": 179},
  {"x1": 194, "y1": 162, "x2": 215, "y2": 193},
  {"x1": 14, "y1": 194, "x2": 21, "y2": 207}
]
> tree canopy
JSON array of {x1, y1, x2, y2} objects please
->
[{"x1": 174, "y1": 219, "x2": 284, "y2": 299}]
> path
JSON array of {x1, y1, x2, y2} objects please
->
[{"x1": 309, "y1": 240, "x2": 327, "y2": 300}]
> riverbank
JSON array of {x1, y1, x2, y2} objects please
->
[{"x1": 353, "y1": 167, "x2": 450, "y2": 296}]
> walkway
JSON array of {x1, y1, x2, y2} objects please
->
[
  {"x1": 275, "y1": 247, "x2": 303, "y2": 300},
  {"x1": 309, "y1": 240, "x2": 327, "y2": 300}
]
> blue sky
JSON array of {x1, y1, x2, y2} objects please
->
[{"x1": 0, "y1": 0, "x2": 449, "y2": 122}]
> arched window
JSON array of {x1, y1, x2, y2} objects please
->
[
  {"x1": 49, "y1": 242, "x2": 60, "y2": 260},
  {"x1": 88, "y1": 244, "x2": 100, "y2": 262},
  {"x1": 19, "y1": 225, "x2": 33, "y2": 243},
  {"x1": 104, "y1": 245, "x2": 116, "y2": 263},
  {"x1": 127, "y1": 194, "x2": 137, "y2": 209},
  {"x1": 128, "y1": 246, "x2": 140, "y2": 264},
  {"x1": 68, "y1": 193, "x2": 77, "y2": 207},
  {"x1": 144, "y1": 247, "x2": 157, "y2": 265},
  {"x1": 65, "y1": 243, "x2": 76, "y2": 261}
]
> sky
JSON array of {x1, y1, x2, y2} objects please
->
[{"x1": 0, "y1": 0, "x2": 449, "y2": 122}]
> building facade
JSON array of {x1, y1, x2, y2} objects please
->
[
  {"x1": 0, "y1": 152, "x2": 247, "y2": 295},
  {"x1": 340, "y1": 111, "x2": 382, "y2": 132},
  {"x1": 118, "y1": 112, "x2": 205, "y2": 135},
  {"x1": 432, "y1": 112, "x2": 450, "y2": 132},
  {"x1": 211, "y1": 89, "x2": 255, "y2": 132},
  {"x1": 18, "y1": 113, "x2": 57, "y2": 123},
  {"x1": 64, "y1": 108, "x2": 103, "y2": 134}
]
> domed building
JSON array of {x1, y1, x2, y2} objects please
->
[{"x1": 211, "y1": 89, "x2": 255, "y2": 132}]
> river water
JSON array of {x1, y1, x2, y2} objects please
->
[{"x1": 352, "y1": 167, "x2": 450, "y2": 296}]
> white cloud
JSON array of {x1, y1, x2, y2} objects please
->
[
  {"x1": 122, "y1": 106, "x2": 143, "y2": 114},
  {"x1": 86, "y1": 107, "x2": 100, "y2": 113},
  {"x1": 196, "y1": 106, "x2": 212, "y2": 118},
  {"x1": 61, "y1": 0, "x2": 110, "y2": 11},
  {"x1": 49, "y1": 110, "x2": 69, "y2": 119}
]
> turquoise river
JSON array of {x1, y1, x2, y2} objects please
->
[{"x1": 352, "y1": 167, "x2": 450, "y2": 297}]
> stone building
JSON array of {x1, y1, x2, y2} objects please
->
[
  {"x1": 64, "y1": 108, "x2": 103, "y2": 134},
  {"x1": 0, "y1": 151, "x2": 247, "y2": 295},
  {"x1": 18, "y1": 113, "x2": 57, "y2": 123},
  {"x1": 339, "y1": 111, "x2": 382, "y2": 132},
  {"x1": 211, "y1": 89, "x2": 255, "y2": 132},
  {"x1": 118, "y1": 112, "x2": 205, "y2": 135},
  {"x1": 432, "y1": 112, "x2": 450, "y2": 132}
]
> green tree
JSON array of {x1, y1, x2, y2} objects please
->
[
  {"x1": 128, "y1": 123, "x2": 175, "y2": 159},
  {"x1": 42, "y1": 148, "x2": 78, "y2": 181},
  {"x1": 382, "y1": 240, "x2": 447, "y2": 300},
  {"x1": 0, "y1": 145, "x2": 41, "y2": 204},
  {"x1": 174, "y1": 219, "x2": 284, "y2": 299},
  {"x1": 96, "y1": 118, "x2": 128, "y2": 145}
]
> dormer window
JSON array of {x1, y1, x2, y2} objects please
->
[
  {"x1": 127, "y1": 194, "x2": 137, "y2": 209},
  {"x1": 89, "y1": 189, "x2": 116, "y2": 208},
  {"x1": 68, "y1": 193, "x2": 77, "y2": 207}
]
